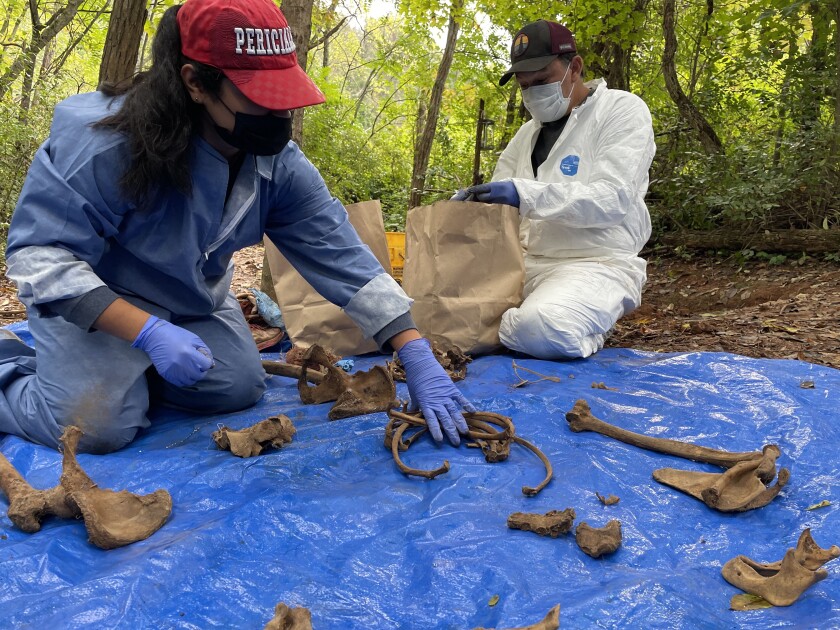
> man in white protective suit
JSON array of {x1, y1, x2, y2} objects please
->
[{"x1": 452, "y1": 20, "x2": 655, "y2": 359}]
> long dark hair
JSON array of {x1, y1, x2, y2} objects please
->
[{"x1": 95, "y1": 5, "x2": 223, "y2": 205}]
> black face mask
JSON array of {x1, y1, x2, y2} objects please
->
[{"x1": 213, "y1": 99, "x2": 292, "y2": 156}]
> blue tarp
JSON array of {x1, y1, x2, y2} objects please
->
[{"x1": 1, "y1": 320, "x2": 838, "y2": 629}]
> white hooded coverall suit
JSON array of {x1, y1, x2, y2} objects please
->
[{"x1": 495, "y1": 78, "x2": 655, "y2": 359}]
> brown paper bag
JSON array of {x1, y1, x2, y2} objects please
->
[
  {"x1": 265, "y1": 200, "x2": 392, "y2": 356},
  {"x1": 402, "y1": 200, "x2": 524, "y2": 355}
]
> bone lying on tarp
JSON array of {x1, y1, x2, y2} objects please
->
[
  {"x1": 507, "y1": 508, "x2": 576, "y2": 538},
  {"x1": 386, "y1": 409, "x2": 553, "y2": 496},
  {"x1": 575, "y1": 520, "x2": 623, "y2": 558},
  {"x1": 0, "y1": 452, "x2": 79, "y2": 533},
  {"x1": 296, "y1": 345, "x2": 397, "y2": 420},
  {"x1": 473, "y1": 604, "x2": 561, "y2": 630},
  {"x1": 262, "y1": 360, "x2": 325, "y2": 384},
  {"x1": 213, "y1": 416, "x2": 296, "y2": 458},
  {"x1": 565, "y1": 399, "x2": 771, "y2": 471},
  {"x1": 263, "y1": 602, "x2": 313, "y2": 630},
  {"x1": 60, "y1": 426, "x2": 172, "y2": 550},
  {"x1": 653, "y1": 445, "x2": 790, "y2": 512},
  {"x1": 722, "y1": 528, "x2": 840, "y2": 606}
]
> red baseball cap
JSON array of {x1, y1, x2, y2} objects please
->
[{"x1": 178, "y1": 0, "x2": 325, "y2": 110}]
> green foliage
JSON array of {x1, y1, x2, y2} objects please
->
[{"x1": 0, "y1": 0, "x2": 837, "y2": 250}]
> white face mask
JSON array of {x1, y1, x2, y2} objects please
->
[{"x1": 521, "y1": 64, "x2": 572, "y2": 123}]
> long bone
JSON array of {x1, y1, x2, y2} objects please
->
[
  {"x1": 565, "y1": 399, "x2": 772, "y2": 471},
  {"x1": 261, "y1": 360, "x2": 325, "y2": 384}
]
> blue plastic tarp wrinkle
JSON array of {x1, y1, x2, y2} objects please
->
[{"x1": 1, "y1": 320, "x2": 839, "y2": 629}]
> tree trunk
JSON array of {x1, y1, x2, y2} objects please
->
[
  {"x1": 832, "y1": 0, "x2": 840, "y2": 164},
  {"x1": 687, "y1": 0, "x2": 713, "y2": 97},
  {"x1": 137, "y1": 0, "x2": 159, "y2": 71},
  {"x1": 18, "y1": 49, "x2": 37, "y2": 115},
  {"x1": 499, "y1": 81, "x2": 519, "y2": 151},
  {"x1": 834, "y1": 0, "x2": 840, "y2": 158},
  {"x1": 408, "y1": 0, "x2": 462, "y2": 209},
  {"x1": 658, "y1": 229, "x2": 840, "y2": 253},
  {"x1": 0, "y1": 0, "x2": 87, "y2": 100},
  {"x1": 281, "y1": 0, "x2": 315, "y2": 147},
  {"x1": 662, "y1": 0, "x2": 723, "y2": 154},
  {"x1": 773, "y1": 32, "x2": 798, "y2": 168},
  {"x1": 99, "y1": 0, "x2": 147, "y2": 86},
  {"x1": 588, "y1": 0, "x2": 649, "y2": 91}
]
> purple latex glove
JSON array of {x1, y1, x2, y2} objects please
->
[
  {"x1": 131, "y1": 316, "x2": 213, "y2": 387},
  {"x1": 468, "y1": 181, "x2": 520, "y2": 207},
  {"x1": 397, "y1": 338, "x2": 476, "y2": 445}
]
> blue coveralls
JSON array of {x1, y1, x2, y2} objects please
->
[{"x1": 1, "y1": 92, "x2": 412, "y2": 453}]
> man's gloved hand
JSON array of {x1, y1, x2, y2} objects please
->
[
  {"x1": 450, "y1": 188, "x2": 472, "y2": 201},
  {"x1": 468, "y1": 181, "x2": 520, "y2": 207},
  {"x1": 397, "y1": 338, "x2": 476, "y2": 446},
  {"x1": 131, "y1": 315, "x2": 214, "y2": 387}
]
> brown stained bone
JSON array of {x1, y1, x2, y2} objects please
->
[
  {"x1": 213, "y1": 416, "x2": 296, "y2": 458},
  {"x1": 391, "y1": 421, "x2": 450, "y2": 479},
  {"x1": 507, "y1": 508, "x2": 576, "y2": 537},
  {"x1": 768, "y1": 528, "x2": 840, "y2": 571},
  {"x1": 385, "y1": 409, "x2": 553, "y2": 496},
  {"x1": 60, "y1": 426, "x2": 172, "y2": 550},
  {"x1": 285, "y1": 344, "x2": 340, "y2": 367},
  {"x1": 652, "y1": 445, "x2": 790, "y2": 512},
  {"x1": 0, "y1": 453, "x2": 79, "y2": 533},
  {"x1": 263, "y1": 602, "x2": 313, "y2": 630},
  {"x1": 473, "y1": 603, "x2": 561, "y2": 630},
  {"x1": 297, "y1": 345, "x2": 397, "y2": 420},
  {"x1": 721, "y1": 540, "x2": 838, "y2": 607},
  {"x1": 575, "y1": 520, "x2": 622, "y2": 558},
  {"x1": 262, "y1": 360, "x2": 325, "y2": 384},
  {"x1": 388, "y1": 342, "x2": 472, "y2": 383},
  {"x1": 596, "y1": 492, "x2": 620, "y2": 506},
  {"x1": 566, "y1": 399, "x2": 770, "y2": 472}
]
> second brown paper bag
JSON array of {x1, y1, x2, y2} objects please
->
[
  {"x1": 265, "y1": 200, "x2": 392, "y2": 356},
  {"x1": 402, "y1": 200, "x2": 524, "y2": 355}
]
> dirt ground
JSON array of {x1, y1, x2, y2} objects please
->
[{"x1": 2, "y1": 245, "x2": 837, "y2": 370}]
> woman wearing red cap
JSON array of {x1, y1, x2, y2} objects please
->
[{"x1": 0, "y1": 0, "x2": 473, "y2": 453}]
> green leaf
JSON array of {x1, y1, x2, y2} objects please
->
[
  {"x1": 488, "y1": 594, "x2": 500, "y2": 607},
  {"x1": 731, "y1": 594, "x2": 773, "y2": 610},
  {"x1": 806, "y1": 500, "x2": 831, "y2": 511}
]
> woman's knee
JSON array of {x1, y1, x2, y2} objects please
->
[{"x1": 169, "y1": 360, "x2": 266, "y2": 413}]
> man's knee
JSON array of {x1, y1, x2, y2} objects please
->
[{"x1": 500, "y1": 303, "x2": 597, "y2": 359}]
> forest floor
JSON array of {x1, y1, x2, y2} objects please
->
[{"x1": 2, "y1": 245, "x2": 837, "y2": 370}]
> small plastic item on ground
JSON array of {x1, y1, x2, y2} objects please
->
[
  {"x1": 237, "y1": 289, "x2": 287, "y2": 351},
  {"x1": 334, "y1": 359, "x2": 354, "y2": 372}
]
